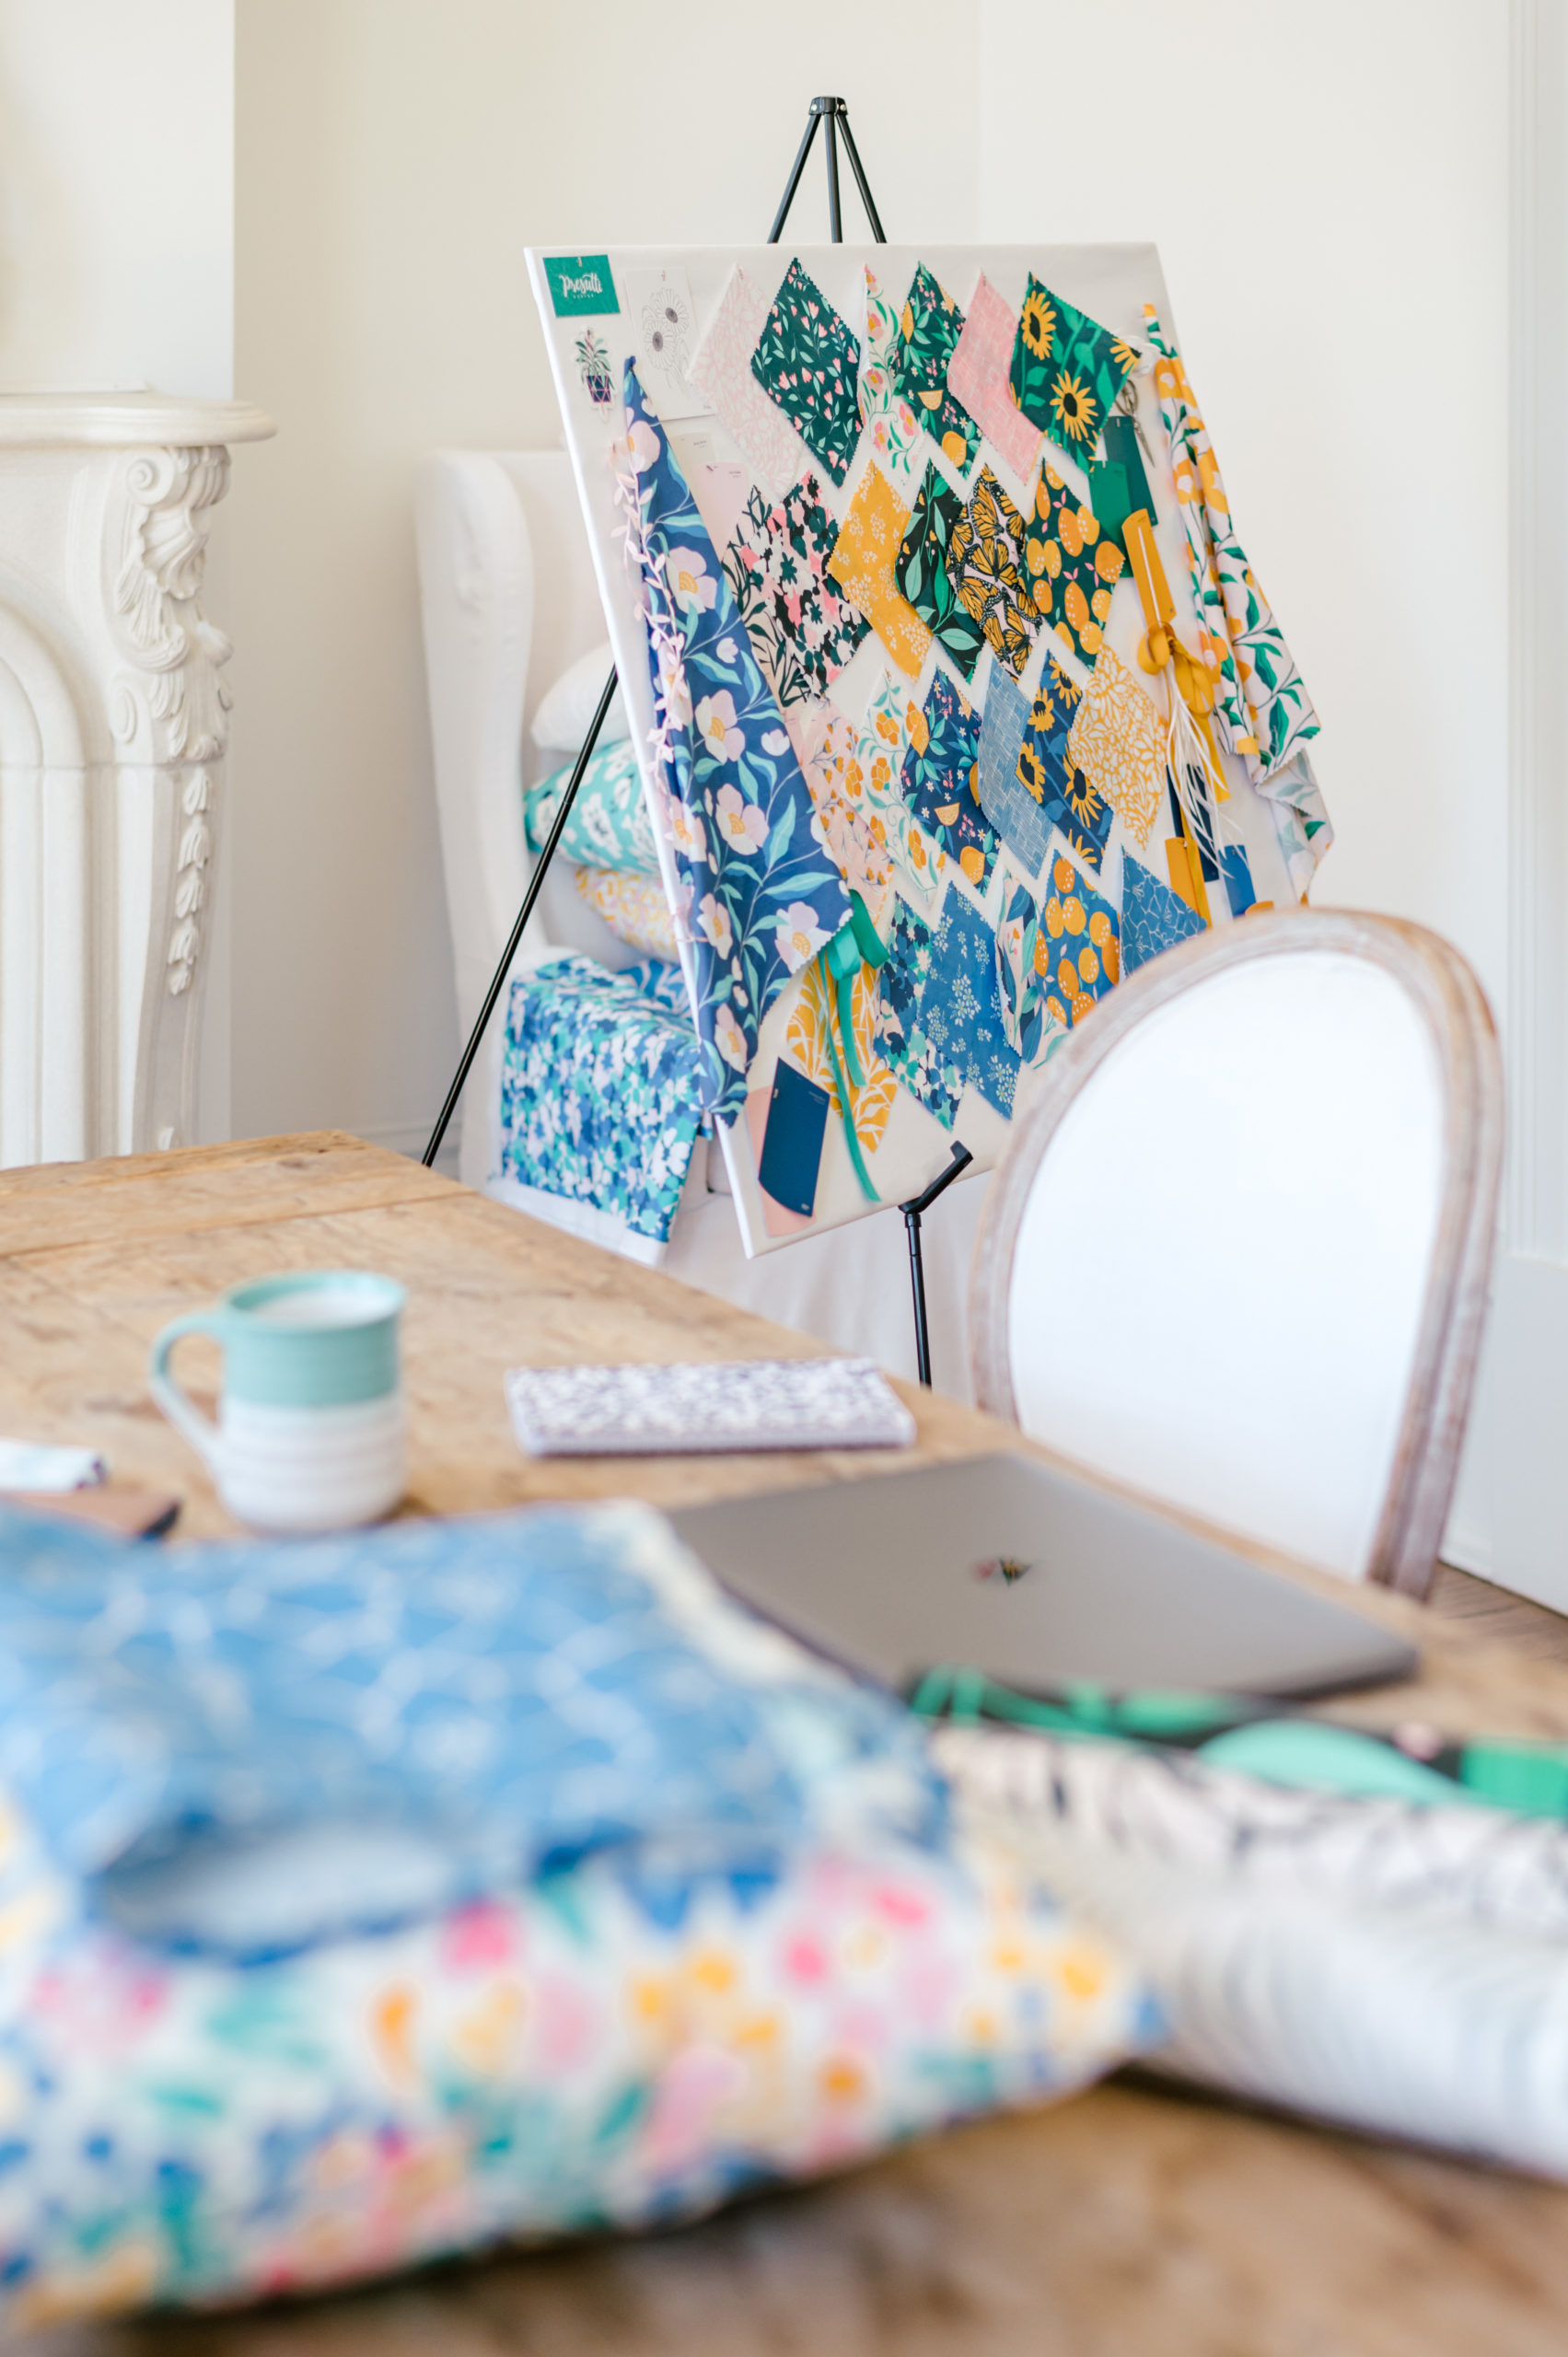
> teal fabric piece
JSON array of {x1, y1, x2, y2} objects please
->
[{"x1": 525, "y1": 738, "x2": 657, "y2": 876}]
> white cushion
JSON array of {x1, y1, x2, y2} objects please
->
[{"x1": 529, "y1": 641, "x2": 630, "y2": 751}]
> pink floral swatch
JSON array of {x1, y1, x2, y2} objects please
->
[
  {"x1": 947, "y1": 274, "x2": 1043, "y2": 485},
  {"x1": 690, "y1": 266, "x2": 813, "y2": 499}
]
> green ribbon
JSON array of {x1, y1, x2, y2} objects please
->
[{"x1": 817, "y1": 892, "x2": 889, "y2": 1204}]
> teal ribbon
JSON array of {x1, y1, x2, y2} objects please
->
[{"x1": 817, "y1": 892, "x2": 889, "y2": 1204}]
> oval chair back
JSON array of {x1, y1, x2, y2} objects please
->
[{"x1": 970, "y1": 911, "x2": 1502, "y2": 1594}]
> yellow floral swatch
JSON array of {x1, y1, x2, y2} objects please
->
[
  {"x1": 827, "y1": 463, "x2": 933, "y2": 680},
  {"x1": 1065, "y1": 646, "x2": 1167, "y2": 850},
  {"x1": 784, "y1": 958, "x2": 897, "y2": 1156}
]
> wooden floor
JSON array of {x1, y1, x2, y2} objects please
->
[{"x1": 1427, "y1": 1562, "x2": 1568, "y2": 1663}]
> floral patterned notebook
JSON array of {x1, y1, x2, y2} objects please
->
[{"x1": 505, "y1": 1357, "x2": 917, "y2": 1456}]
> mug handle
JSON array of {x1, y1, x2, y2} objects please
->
[{"x1": 148, "y1": 1311, "x2": 226, "y2": 1469}]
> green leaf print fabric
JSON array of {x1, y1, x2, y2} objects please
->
[
  {"x1": 890, "y1": 263, "x2": 981, "y2": 476},
  {"x1": 749, "y1": 258, "x2": 863, "y2": 489},
  {"x1": 1010, "y1": 275, "x2": 1139, "y2": 468},
  {"x1": 893, "y1": 462, "x2": 987, "y2": 680}
]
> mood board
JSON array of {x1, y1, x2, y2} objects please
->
[{"x1": 528, "y1": 243, "x2": 1332, "y2": 1259}]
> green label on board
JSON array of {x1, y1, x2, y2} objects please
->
[{"x1": 544, "y1": 254, "x2": 620, "y2": 317}]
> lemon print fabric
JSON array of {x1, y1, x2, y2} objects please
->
[
  {"x1": 890, "y1": 262, "x2": 982, "y2": 476},
  {"x1": 1035, "y1": 851, "x2": 1121, "y2": 1033},
  {"x1": 894, "y1": 462, "x2": 988, "y2": 680},
  {"x1": 947, "y1": 465, "x2": 1038, "y2": 681},
  {"x1": 1016, "y1": 658, "x2": 1113, "y2": 878},
  {"x1": 1010, "y1": 274, "x2": 1139, "y2": 469},
  {"x1": 1028, "y1": 464, "x2": 1126, "y2": 666},
  {"x1": 899, "y1": 671, "x2": 1000, "y2": 905}
]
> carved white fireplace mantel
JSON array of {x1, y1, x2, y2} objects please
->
[{"x1": 0, "y1": 391, "x2": 273, "y2": 1165}]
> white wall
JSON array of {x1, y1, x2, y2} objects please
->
[
  {"x1": 977, "y1": 0, "x2": 1511, "y2": 1025},
  {"x1": 227, "y1": 0, "x2": 981, "y2": 1152}
]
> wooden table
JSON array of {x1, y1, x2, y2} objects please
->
[{"x1": 13, "y1": 1132, "x2": 1568, "y2": 2356}]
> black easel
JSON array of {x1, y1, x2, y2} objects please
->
[{"x1": 424, "y1": 96, "x2": 968, "y2": 1386}]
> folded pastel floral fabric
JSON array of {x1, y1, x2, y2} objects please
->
[
  {"x1": 827, "y1": 461, "x2": 933, "y2": 680},
  {"x1": 572, "y1": 865, "x2": 679, "y2": 959},
  {"x1": 501, "y1": 955, "x2": 702, "y2": 1243},
  {"x1": 947, "y1": 464, "x2": 1038, "y2": 680},
  {"x1": 974, "y1": 668, "x2": 1045, "y2": 877},
  {"x1": 525, "y1": 737, "x2": 658, "y2": 875},
  {"x1": 1011, "y1": 276, "x2": 1139, "y2": 468},
  {"x1": 1016, "y1": 659, "x2": 1113, "y2": 877},
  {"x1": 890, "y1": 262, "x2": 981, "y2": 474},
  {"x1": 749, "y1": 258, "x2": 863, "y2": 489},
  {"x1": 622, "y1": 363, "x2": 853, "y2": 1121},
  {"x1": 690, "y1": 265, "x2": 813, "y2": 499},
  {"x1": 947, "y1": 273, "x2": 1043, "y2": 483},
  {"x1": 722, "y1": 475, "x2": 869, "y2": 709},
  {"x1": 857, "y1": 263, "x2": 923, "y2": 492},
  {"x1": 894, "y1": 462, "x2": 988, "y2": 680}
]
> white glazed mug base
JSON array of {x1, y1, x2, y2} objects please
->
[{"x1": 215, "y1": 1395, "x2": 407, "y2": 1533}]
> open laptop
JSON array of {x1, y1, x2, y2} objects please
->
[{"x1": 670, "y1": 1454, "x2": 1417, "y2": 1701}]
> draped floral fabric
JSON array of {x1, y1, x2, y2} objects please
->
[
  {"x1": 947, "y1": 464, "x2": 1038, "y2": 680},
  {"x1": 749, "y1": 258, "x2": 863, "y2": 488},
  {"x1": 826, "y1": 460, "x2": 933, "y2": 679},
  {"x1": 857, "y1": 264, "x2": 923, "y2": 493},
  {"x1": 890, "y1": 262, "x2": 982, "y2": 475},
  {"x1": 899, "y1": 672, "x2": 998, "y2": 901},
  {"x1": 1016, "y1": 659, "x2": 1113, "y2": 877},
  {"x1": 894, "y1": 462, "x2": 987, "y2": 679},
  {"x1": 1028, "y1": 464, "x2": 1126, "y2": 666},
  {"x1": 624, "y1": 361, "x2": 853, "y2": 1121},
  {"x1": 947, "y1": 273, "x2": 1044, "y2": 484},
  {"x1": 1010, "y1": 275, "x2": 1139, "y2": 468},
  {"x1": 722, "y1": 475, "x2": 869, "y2": 708}
]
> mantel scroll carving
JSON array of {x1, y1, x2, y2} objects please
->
[{"x1": 110, "y1": 444, "x2": 233, "y2": 766}]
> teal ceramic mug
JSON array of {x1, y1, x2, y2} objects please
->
[{"x1": 149, "y1": 1271, "x2": 407, "y2": 1532}]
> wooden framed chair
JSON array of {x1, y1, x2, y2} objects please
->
[{"x1": 970, "y1": 911, "x2": 1503, "y2": 1595}]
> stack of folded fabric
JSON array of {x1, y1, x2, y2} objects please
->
[{"x1": 0, "y1": 1503, "x2": 1150, "y2": 2328}]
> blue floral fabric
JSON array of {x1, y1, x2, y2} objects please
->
[
  {"x1": 1121, "y1": 852, "x2": 1205, "y2": 973},
  {"x1": 876, "y1": 901, "x2": 961, "y2": 1129},
  {"x1": 1016, "y1": 658, "x2": 1113, "y2": 877},
  {"x1": 626, "y1": 361, "x2": 853, "y2": 1122},
  {"x1": 525, "y1": 739, "x2": 657, "y2": 876},
  {"x1": 499, "y1": 955, "x2": 704, "y2": 1243},
  {"x1": 900, "y1": 673, "x2": 999, "y2": 902},
  {"x1": 876, "y1": 892, "x2": 1020, "y2": 1127}
]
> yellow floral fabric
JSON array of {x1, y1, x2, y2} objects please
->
[
  {"x1": 783, "y1": 958, "x2": 898, "y2": 1157},
  {"x1": 1065, "y1": 646, "x2": 1167, "y2": 850},
  {"x1": 826, "y1": 462, "x2": 934, "y2": 680},
  {"x1": 1026, "y1": 465, "x2": 1126, "y2": 666},
  {"x1": 573, "y1": 865, "x2": 679, "y2": 960}
]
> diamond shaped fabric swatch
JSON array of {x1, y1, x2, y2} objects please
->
[
  {"x1": 1017, "y1": 658, "x2": 1113, "y2": 877},
  {"x1": 976, "y1": 667, "x2": 1032, "y2": 842},
  {"x1": 722, "y1": 475, "x2": 869, "y2": 709},
  {"x1": 1011, "y1": 275, "x2": 1139, "y2": 468},
  {"x1": 858, "y1": 265, "x2": 923, "y2": 494},
  {"x1": 1028, "y1": 464, "x2": 1126, "y2": 666},
  {"x1": 749, "y1": 258, "x2": 863, "y2": 489},
  {"x1": 894, "y1": 462, "x2": 987, "y2": 679},
  {"x1": 875, "y1": 900, "x2": 962, "y2": 1130},
  {"x1": 900, "y1": 671, "x2": 997, "y2": 901},
  {"x1": 947, "y1": 273, "x2": 1043, "y2": 485},
  {"x1": 1121, "y1": 852, "x2": 1204, "y2": 974},
  {"x1": 1035, "y1": 851, "x2": 1121, "y2": 1033},
  {"x1": 890, "y1": 262, "x2": 982, "y2": 475},
  {"x1": 690, "y1": 266, "x2": 813, "y2": 499},
  {"x1": 915, "y1": 890, "x2": 1020, "y2": 1120},
  {"x1": 827, "y1": 461, "x2": 932, "y2": 680},
  {"x1": 995, "y1": 874, "x2": 1066, "y2": 1066},
  {"x1": 865, "y1": 670, "x2": 945, "y2": 908},
  {"x1": 621, "y1": 362, "x2": 853, "y2": 1124},
  {"x1": 947, "y1": 464, "x2": 1038, "y2": 680},
  {"x1": 1066, "y1": 645, "x2": 1167, "y2": 848}
]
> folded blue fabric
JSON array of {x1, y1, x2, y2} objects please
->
[{"x1": 0, "y1": 1502, "x2": 941, "y2": 1957}]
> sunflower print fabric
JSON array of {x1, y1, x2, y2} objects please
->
[
  {"x1": 1028, "y1": 463, "x2": 1126, "y2": 665},
  {"x1": 722, "y1": 476, "x2": 869, "y2": 709},
  {"x1": 947, "y1": 464, "x2": 1038, "y2": 681},
  {"x1": 894, "y1": 462, "x2": 987, "y2": 680},
  {"x1": 1033, "y1": 849, "x2": 1121, "y2": 1031},
  {"x1": 858, "y1": 264, "x2": 923, "y2": 493},
  {"x1": 827, "y1": 461, "x2": 933, "y2": 679},
  {"x1": 900, "y1": 672, "x2": 998, "y2": 903},
  {"x1": 748, "y1": 258, "x2": 864, "y2": 489},
  {"x1": 1010, "y1": 274, "x2": 1139, "y2": 468},
  {"x1": 1016, "y1": 658, "x2": 1113, "y2": 877},
  {"x1": 889, "y1": 262, "x2": 982, "y2": 476},
  {"x1": 1064, "y1": 645, "x2": 1167, "y2": 849},
  {"x1": 622, "y1": 362, "x2": 853, "y2": 1123}
]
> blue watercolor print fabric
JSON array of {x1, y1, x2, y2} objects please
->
[
  {"x1": 975, "y1": 669, "x2": 1036, "y2": 865},
  {"x1": 900, "y1": 672, "x2": 998, "y2": 901},
  {"x1": 624, "y1": 361, "x2": 853, "y2": 1122},
  {"x1": 875, "y1": 900, "x2": 962, "y2": 1130},
  {"x1": 748, "y1": 258, "x2": 864, "y2": 488},
  {"x1": 1121, "y1": 853, "x2": 1205, "y2": 974},
  {"x1": 876, "y1": 895, "x2": 1019, "y2": 1129},
  {"x1": 1016, "y1": 659, "x2": 1114, "y2": 877},
  {"x1": 500, "y1": 956, "x2": 704, "y2": 1244}
]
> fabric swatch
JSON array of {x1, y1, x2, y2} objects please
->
[
  {"x1": 858, "y1": 264, "x2": 924, "y2": 493},
  {"x1": 947, "y1": 464, "x2": 1038, "y2": 680},
  {"x1": 900, "y1": 672, "x2": 998, "y2": 901},
  {"x1": 891, "y1": 262, "x2": 981, "y2": 475},
  {"x1": 624, "y1": 362, "x2": 853, "y2": 1122},
  {"x1": 875, "y1": 900, "x2": 963, "y2": 1131},
  {"x1": 1028, "y1": 464, "x2": 1126, "y2": 666},
  {"x1": 995, "y1": 871, "x2": 1066, "y2": 1065},
  {"x1": 864, "y1": 669, "x2": 945, "y2": 909},
  {"x1": 526, "y1": 737, "x2": 657, "y2": 875},
  {"x1": 947, "y1": 272, "x2": 1043, "y2": 483},
  {"x1": 722, "y1": 475, "x2": 869, "y2": 708},
  {"x1": 915, "y1": 890, "x2": 1020, "y2": 1120},
  {"x1": 1065, "y1": 645, "x2": 1167, "y2": 849},
  {"x1": 803, "y1": 707, "x2": 896, "y2": 903},
  {"x1": 1087, "y1": 412, "x2": 1156, "y2": 552},
  {"x1": 976, "y1": 668, "x2": 1033, "y2": 856},
  {"x1": 783, "y1": 955, "x2": 898, "y2": 1162},
  {"x1": 894, "y1": 462, "x2": 987, "y2": 680},
  {"x1": 1120, "y1": 852, "x2": 1206, "y2": 974},
  {"x1": 1035, "y1": 851, "x2": 1121, "y2": 1032},
  {"x1": 749, "y1": 258, "x2": 863, "y2": 488},
  {"x1": 1016, "y1": 659, "x2": 1114, "y2": 877},
  {"x1": 827, "y1": 461, "x2": 933, "y2": 679},
  {"x1": 1011, "y1": 275, "x2": 1139, "y2": 468},
  {"x1": 689, "y1": 265, "x2": 813, "y2": 498}
]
